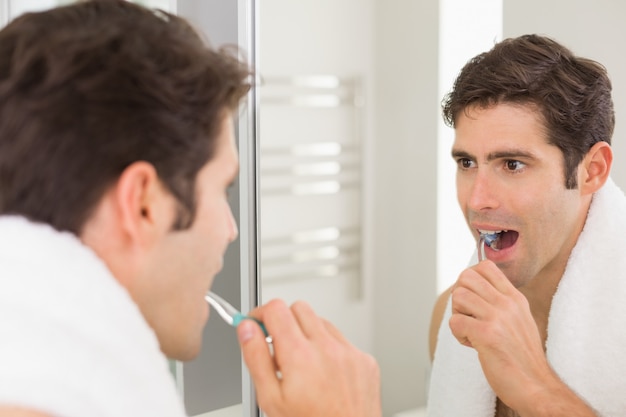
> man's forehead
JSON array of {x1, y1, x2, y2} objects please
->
[
  {"x1": 455, "y1": 102, "x2": 547, "y2": 138},
  {"x1": 457, "y1": 101, "x2": 544, "y2": 123}
]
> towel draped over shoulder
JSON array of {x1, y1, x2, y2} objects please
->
[
  {"x1": 0, "y1": 216, "x2": 187, "y2": 417},
  {"x1": 427, "y1": 178, "x2": 626, "y2": 417}
]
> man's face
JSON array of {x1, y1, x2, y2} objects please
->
[
  {"x1": 452, "y1": 103, "x2": 589, "y2": 289},
  {"x1": 143, "y1": 112, "x2": 239, "y2": 360}
]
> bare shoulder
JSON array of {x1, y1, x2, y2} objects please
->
[
  {"x1": 0, "y1": 406, "x2": 52, "y2": 417},
  {"x1": 428, "y1": 286, "x2": 453, "y2": 361}
]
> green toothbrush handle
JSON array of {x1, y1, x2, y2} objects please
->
[{"x1": 233, "y1": 313, "x2": 269, "y2": 337}]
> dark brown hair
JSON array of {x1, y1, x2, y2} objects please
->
[
  {"x1": 442, "y1": 34, "x2": 614, "y2": 189},
  {"x1": 0, "y1": 0, "x2": 251, "y2": 233}
]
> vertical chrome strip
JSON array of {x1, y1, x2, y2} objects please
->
[{"x1": 238, "y1": 0, "x2": 260, "y2": 416}]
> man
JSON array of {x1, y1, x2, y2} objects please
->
[
  {"x1": 0, "y1": 1, "x2": 381, "y2": 416},
  {"x1": 428, "y1": 35, "x2": 625, "y2": 416}
]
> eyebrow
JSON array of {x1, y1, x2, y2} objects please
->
[{"x1": 451, "y1": 148, "x2": 538, "y2": 161}]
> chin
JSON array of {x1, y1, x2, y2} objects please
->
[
  {"x1": 160, "y1": 303, "x2": 209, "y2": 361},
  {"x1": 160, "y1": 323, "x2": 205, "y2": 361},
  {"x1": 163, "y1": 339, "x2": 203, "y2": 362},
  {"x1": 179, "y1": 346, "x2": 202, "y2": 362}
]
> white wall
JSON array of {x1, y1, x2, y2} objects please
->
[
  {"x1": 258, "y1": 0, "x2": 376, "y2": 365},
  {"x1": 259, "y1": 1, "x2": 440, "y2": 415},
  {"x1": 503, "y1": 0, "x2": 626, "y2": 190},
  {"x1": 372, "y1": 0, "x2": 439, "y2": 414}
]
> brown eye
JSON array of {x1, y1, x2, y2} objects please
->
[
  {"x1": 505, "y1": 160, "x2": 525, "y2": 172},
  {"x1": 457, "y1": 158, "x2": 475, "y2": 169}
]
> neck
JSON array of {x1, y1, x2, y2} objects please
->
[{"x1": 519, "y1": 195, "x2": 593, "y2": 344}]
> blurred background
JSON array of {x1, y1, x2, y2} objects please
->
[{"x1": 2, "y1": 1, "x2": 625, "y2": 416}]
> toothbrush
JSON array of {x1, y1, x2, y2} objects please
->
[
  {"x1": 478, "y1": 232, "x2": 500, "y2": 262},
  {"x1": 205, "y1": 291, "x2": 270, "y2": 339},
  {"x1": 206, "y1": 292, "x2": 276, "y2": 375}
]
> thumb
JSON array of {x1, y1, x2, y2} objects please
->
[{"x1": 237, "y1": 319, "x2": 279, "y2": 407}]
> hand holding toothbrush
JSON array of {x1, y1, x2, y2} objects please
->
[
  {"x1": 237, "y1": 299, "x2": 382, "y2": 417},
  {"x1": 449, "y1": 255, "x2": 598, "y2": 415}
]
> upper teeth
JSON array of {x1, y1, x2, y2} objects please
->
[{"x1": 479, "y1": 229, "x2": 505, "y2": 235}]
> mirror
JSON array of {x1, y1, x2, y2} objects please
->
[{"x1": 256, "y1": 1, "x2": 626, "y2": 416}]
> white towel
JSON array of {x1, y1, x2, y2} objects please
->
[
  {"x1": 0, "y1": 216, "x2": 187, "y2": 417},
  {"x1": 427, "y1": 178, "x2": 626, "y2": 417}
]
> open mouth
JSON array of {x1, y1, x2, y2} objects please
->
[{"x1": 478, "y1": 229, "x2": 519, "y2": 250}]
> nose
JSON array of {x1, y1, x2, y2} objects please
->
[
  {"x1": 465, "y1": 170, "x2": 499, "y2": 212},
  {"x1": 226, "y1": 204, "x2": 238, "y2": 242}
]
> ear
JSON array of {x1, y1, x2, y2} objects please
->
[
  {"x1": 579, "y1": 141, "x2": 613, "y2": 195},
  {"x1": 115, "y1": 161, "x2": 175, "y2": 248}
]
